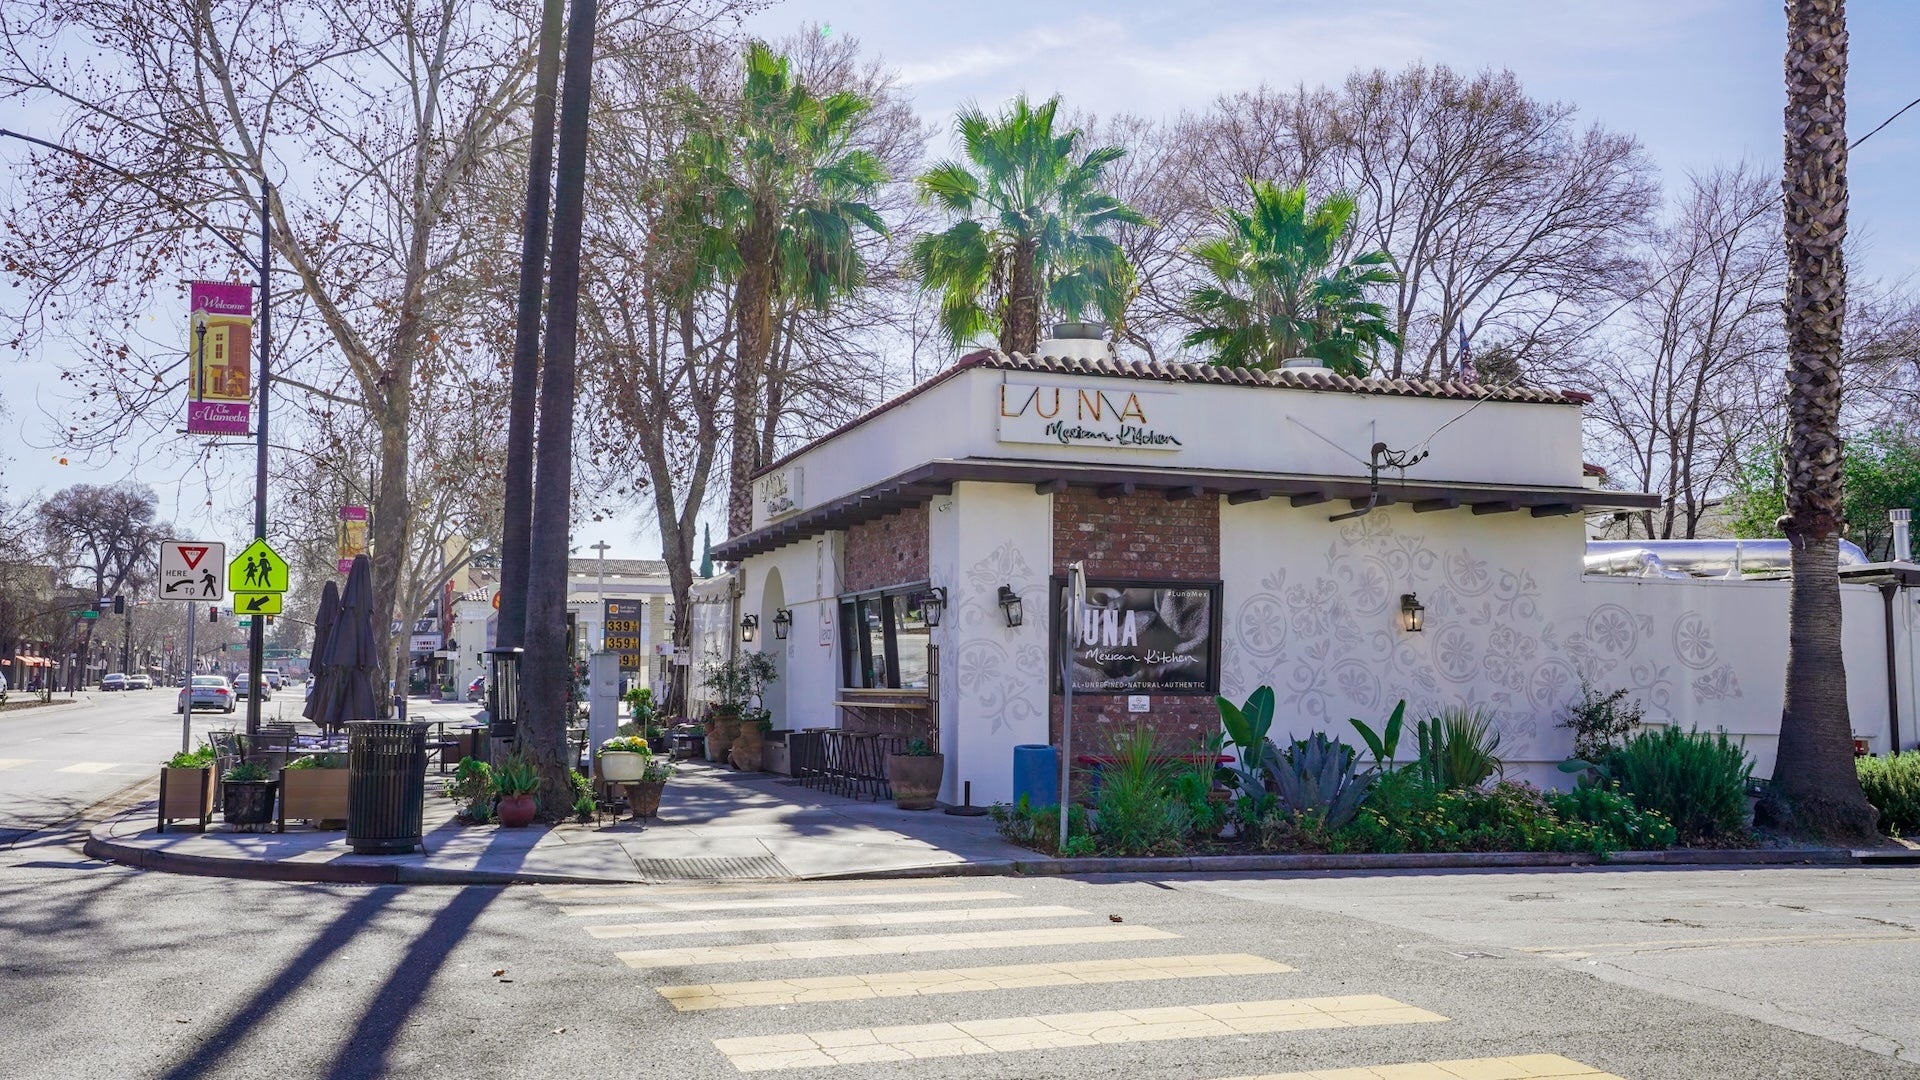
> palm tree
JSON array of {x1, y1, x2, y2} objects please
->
[
  {"x1": 688, "y1": 41, "x2": 888, "y2": 536},
  {"x1": 911, "y1": 95, "x2": 1148, "y2": 356},
  {"x1": 1181, "y1": 181, "x2": 1398, "y2": 377},
  {"x1": 1760, "y1": 0, "x2": 1879, "y2": 841}
]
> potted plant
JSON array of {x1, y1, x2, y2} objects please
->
[
  {"x1": 278, "y1": 752, "x2": 348, "y2": 831},
  {"x1": 886, "y1": 738, "x2": 945, "y2": 811},
  {"x1": 701, "y1": 651, "x2": 777, "y2": 767},
  {"x1": 627, "y1": 755, "x2": 676, "y2": 820},
  {"x1": 624, "y1": 685, "x2": 655, "y2": 727},
  {"x1": 159, "y1": 745, "x2": 216, "y2": 832},
  {"x1": 597, "y1": 735, "x2": 653, "y2": 783},
  {"x1": 570, "y1": 771, "x2": 597, "y2": 823},
  {"x1": 491, "y1": 754, "x2": 540, "y2": 827},
  {"x1": 221, "y1": 761, "x2": 279, "y2": 826},
  {"x1": 439, "y1": 681, "x2": 458, "y2": 702},
  {"x1": 444, "y1": 757, "x2": 494, "y2": 824},
  {"x1": 731, "y1": 708, "x2": 771, "y2": 771}
]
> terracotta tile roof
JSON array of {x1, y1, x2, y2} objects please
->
[{"x1": 979, "y1": 351, "x2": 1586, "y2": 405}]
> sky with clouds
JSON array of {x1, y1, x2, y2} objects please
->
[{"x1": 3, "y1": 0, "x2": 1917, "y2": 563}]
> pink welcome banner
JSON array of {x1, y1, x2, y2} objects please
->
[{"x1": 187, "y1": 281, "x2": 255, "y2": 435}]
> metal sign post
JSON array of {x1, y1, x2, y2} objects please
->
[
  {"x1": 1059, "y1": 561, "x2": 1085, "y2": 850},
  {"x1": 181, "y1": 601, "x2": 197, "y2": 753}
]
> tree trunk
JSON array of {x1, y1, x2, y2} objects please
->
[
  {"x1": 521, "y1": 0, "x2": 597, "y2": 818},
  {"x1": 495, "y1": 0, "x2": 566, "y2": 652},
  {"x1": 1003, "y1": 236, "x2": 1040, "y2": 355},
  {"x1": 726, "y1": 211, "x2": 778, "y2": 538},
  {"x1": 370, "y1": 390, "x2": 412, "y2": 721},
  {"x1": 1759, "y1": 0, "x2": 1879, "y2": 842}
]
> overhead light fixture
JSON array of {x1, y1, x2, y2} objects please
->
[
  {"x1": 922, "y1": 587, "x2": 948, "y2": 628},
  {"x1": 740, "y1": 613, "x2": 759, "y2": 642},
  {"x1": 1400, "y1": 592, "x2": 1425, "y2": 633},
  {"x1": 998, "y1": 585, "x2": 1024, "y2": 628},
  {"x1": 772, "y1": 608, "x2": 792, "y2": 640}
]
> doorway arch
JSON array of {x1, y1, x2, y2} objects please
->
[{"x1": 760, "y1": 567, "x2": 788, "y2": 728}]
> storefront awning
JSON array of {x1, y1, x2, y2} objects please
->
[{"x1": 713, "y1": 458, "x2": 1663, "y2": 562}]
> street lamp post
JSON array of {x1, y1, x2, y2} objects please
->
[
  {"x1": 591, "y1": 540, "x2": 610, "y2": 651},
  {"x1": 0, "y1": 129, "x2": 276, "y2": 739}
]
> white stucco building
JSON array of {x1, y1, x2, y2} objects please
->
[
  {"x1": 451, "y1": 558, "x2": 676, "y2": 695},
  {"x1": 710, "y1": 334, "x2": 1920, "y2": 806}
]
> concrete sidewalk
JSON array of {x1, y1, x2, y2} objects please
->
[{"x1": 87, "y1": 759, "x2": 1034, "y2": 885}]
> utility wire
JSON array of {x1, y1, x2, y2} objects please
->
[{"x1": 1853, "y1": 95, "x2": 1920, "y2": 149}]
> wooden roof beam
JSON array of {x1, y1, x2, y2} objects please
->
[
  {"x1": 1412, "y1": 497, "x2": 1459, "y2": 513},
  {"x1": 1530, "y1": 503, "x2": 1581, "y2": 518},
  {"x1": 1227, "y1": 489, "x2": 1271, "y2": 505},
  {"x1": 1165, "y1": 485, "x2": 1207, "y2": 501},
  {"x1": 1034, "y1": 478, "x2": 1068, "y2": 495},
  {"x1": 1289, "y1": 491, "x2": 1330, "y2": 508},
  {"x1": 1471, "y1": 500, "x2": 1521, "y2": 515},
  {"x1": 1098, "y1": 482, "x2": 1137, "y2": 500}
]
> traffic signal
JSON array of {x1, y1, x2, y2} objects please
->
[
  {"x1": 209, "y1": 608, "x2": 220, "y2": 623},
  {"x1": 113, "y1": 595, "x2": 125, "y2": 615},
  {"x1": 89, "y1": 599, "x2": 101, "y2": 614}
]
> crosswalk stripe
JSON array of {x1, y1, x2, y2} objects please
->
[
  {"x1": 713, "y1": 995, "x2": 1448, "y2": 1072},
  {"x1": 566, "y1": 889, "x2": 1017, "y2": 918},
  {"x1": 617, "y1": 923, "x2": 1179, "y2": 969},
  {"x1": 541, "y1": 879, "x2": 967, "y2": 902},
  {"x1": 0, "y1": 759, "x2": 31, "y2": 770},
  {"x1": 658, "y1": 952, "x2": 1293, "y2": 1011},
  {"x1": 56, "y1": 762, "x2": 123, "y2": 774},
  {"x1": 1215, "y1": 1054, "x2": 1624, "y2": 1079},
  {"x1": 586, "y1": 904, "x2": 1087, "y2": 940}
]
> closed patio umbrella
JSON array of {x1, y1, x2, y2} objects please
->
[
  {"x1": 319, "y1": 555, "x2": 381, "y2": 728},
  {"x1": 302, "y1": 579, "x2": 340, "y2": 728}
]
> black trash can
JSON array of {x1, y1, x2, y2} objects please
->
[{"x1": 347, "y1": 721, "x2": 429, "y2": 854}]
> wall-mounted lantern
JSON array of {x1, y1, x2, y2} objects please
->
[
  {"x1": 772, "y1": 608, "x2": 793, "y2": 640},
  {"x1": 740, "y1": 613, "x2": 759, "y2": 642},
  {"x1": 922, "y1": 587, "x2": 948, "y2": 628},
  {"x1": 1400, "y1": 592, "x2": 1425, "y2": 633},
  {"x1": 998, "y1": 585, "x2": 1024, "y2": 628}
]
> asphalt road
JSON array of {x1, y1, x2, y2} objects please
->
[{"x1": 4, "y1": 695, "x2": 1918, "y2": 1079}]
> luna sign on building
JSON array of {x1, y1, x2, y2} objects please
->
[
  {"x1": 186, "y1": 281, "x2": 255, "y2": 436},
  {"x1": 997, "y1": 381, "x2": 1183, "y2": 450}
]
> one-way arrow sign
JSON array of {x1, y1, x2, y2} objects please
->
[{"x1": 159, "y1": 540, "x2": 226, "y2": 601}]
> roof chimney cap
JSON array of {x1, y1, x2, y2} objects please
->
[
  {"x1": 1033, "y1": 322, "x2": 1114, "y2": 362},
  {"x1": 1279, "y1": 357, "x2": 1330, "y2": 371}
]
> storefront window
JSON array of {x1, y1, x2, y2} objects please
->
[{"x1": 839, "y1": 584, "x2": 931, "y2": 689}]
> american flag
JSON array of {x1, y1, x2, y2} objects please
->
[{"x1": 1456, "y1": 325, "x2": 1477, "y2": 384}]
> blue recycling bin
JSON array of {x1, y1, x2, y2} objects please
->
[{"x1": 1012, "y1": 744, "x2": 1059, "y2": 809}]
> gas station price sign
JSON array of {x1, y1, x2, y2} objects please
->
[{"x1": 603, "y1": 599, "x2": 644, "y2": 671}]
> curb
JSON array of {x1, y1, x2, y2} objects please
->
[
  {"x1": 823, "y1": 847, "x2": 1862, "y2": 880},
  {"x1": 86, "y1": 802, "x2": 1867, "y2": 886}
]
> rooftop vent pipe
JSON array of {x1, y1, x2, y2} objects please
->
[
  {"x1": 1279, "y1": 357, "x2": 1330, "y2": 372},
  {"x1": 1892, "y1": 508, "x2": 1912, "y2": 564},
  {"x1": 1033, "y1": 321, "x2": 1113, "y2": 363}
]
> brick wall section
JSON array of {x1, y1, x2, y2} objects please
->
[
  {"x1": 842, "y1": 503, "x2": 929, "y2": 593},
  {"x1": 1051, "y1": 488, "x2": 1220, "y2": 763}
]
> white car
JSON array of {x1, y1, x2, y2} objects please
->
[
  {"x1": 178, "y1": 675, "x2": 237, "y2": 713},
  {"x1": 262, "y1": 668, "x2": 283, "y2": 689},
  {"x1": 127, "y1": 674, "x2": 154, "y2": 690}
]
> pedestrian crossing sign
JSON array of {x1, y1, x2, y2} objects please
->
[
  {"x1": 234, "y1": 591, "x2": 283, "y2": 615},
  {"x1": 228, "y1": 538, "x2": 289, "y2": 593}
]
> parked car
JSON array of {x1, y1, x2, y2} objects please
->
[
  {"x1": 466, "y1": 676, "x2": 486, "y2": 702},
  {"x1": 100, "y1": 673, "x2": 127, "y2": 691},
  {"x1": 127, "y1": 674, "x2": 154, "y2": 690},
  {"x1": 232, "y1": 674, "x2": 272, "y2": 700},
  {"x1": 177, "y1": 675, "x2": 236, "y2": 714}
]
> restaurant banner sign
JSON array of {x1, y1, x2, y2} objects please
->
[
  {"x1": 998, "y1": 379, "x2": 1184, "y2": 451},
  {"x1": 1051, "y1": 578, "x2": 1220, "y2": 694},
  {"x1": 186, "y1": 281, "x2": 255, "y2": 435},
  {"x1": 336, "y1": 506, "x2": 369, "y2": 573}
]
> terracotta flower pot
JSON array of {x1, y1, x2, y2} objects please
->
[
  {"x1": 497, "y1": 793, "x2": 537, "y2": 828},
  {"x1": 886, "y1": 753, "x2": 944, "y2": 811},
  {"x1": 731, "y1": 724, "x2": 765, "y2": 771},
  {"x1": 625, "y1": 779, "x2": 666, "y2": 820},
  {"x1": 707, "y1": 717, "x2": 740, "y2": 764}
]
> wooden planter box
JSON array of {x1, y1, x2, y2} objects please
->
[
  {"x1": 158, "y1": 767, "x2": 214, "y2": 832},
  {"x1": 278, "y1": 767, "x2": 349, "y2": 831}
]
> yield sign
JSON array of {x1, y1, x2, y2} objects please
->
[{"x1": 159, "y1": 540, "x2": 227, "y2": 601}]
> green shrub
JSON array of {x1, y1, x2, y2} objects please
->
[
  {"x1": 1088, "y1": 726, "x2": 1191, "y2": 856},
  {"x1": 222, "y1": 762, "x2": 269, "y2": 783},
  {"x1": 1561, "y1": 680, "x2": 1644, "y2": 762},
  {"x1": 286, "y1": 753, "x2": 345, "y2": 770},
  {"x1": 1412, "y1": 707, "x2": 1502, "y2": 790},
  {"x1": 1857, "y1": 752, "x2": 1920, "y2": 836},
  {"x1": 491, "y1": 754, "x2": 540, "y2": 798},
  {"x1": 989, "y1": 797, "x2": 1091, "y2": 855},
  {"x1": 1602, "y1": 727, "x2": 1752, "y2": 845},
  {"x1": 444, "y1": 757, "x2": 494, "y2": 819},
  {"x1": 166, "y1": 746, "x2": 215, "y2": 769},
  {"x1": 1545, "y1": 784, "x2": 1676, "y2": 851}
]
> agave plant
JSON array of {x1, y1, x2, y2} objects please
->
[{"x1": 1271, "y1": 733, "x2": 1375, "y2": 830}]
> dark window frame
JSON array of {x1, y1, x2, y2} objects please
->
[{"x1": 837, "y1": 580, "x2": 931, "y2": 690}]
